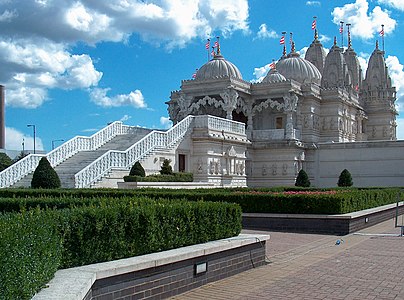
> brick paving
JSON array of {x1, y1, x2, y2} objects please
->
[{"x1": 171, "y1": 218, "x2": 404, "y2": 300}]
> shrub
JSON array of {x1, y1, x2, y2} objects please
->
[
  {"x1": 129, "y1": 161, "x2": 146, "y2": 177},
  {"x1": 295, "y1": 169, "x2": 311, "y2": 187},
  {"x1": 31, "y1": 157, "x2": 61, "y2": 189},
  {"x1": 338, "y1": 169, "x2": 353, "y2": 187},
  {"x1": 160, "y1": 158, "x2": 173, "y2": 175},
  {"x1": 0, "y1": 152, "x2": 13, "y2": 172},
  {"x1": 0, "y1": 209, "x2": 62, "y2": 300},
  {"x1": 123, "y1": 172, "x2": 193, "y2": 182}
]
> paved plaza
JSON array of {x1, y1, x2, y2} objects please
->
[{"x1": 171, "y1": 218, "x2": 404, "y2": 300}]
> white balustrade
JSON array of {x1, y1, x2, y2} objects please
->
[
  {"x1": 0, "y1": 121, "x2": 123, "y2": 188},
  {"x1": 75, "y1": 115, "x2": 196, "y2": 188},
  {"x1": 194, "y1": 115, "x2": 246, "y2": 134}
]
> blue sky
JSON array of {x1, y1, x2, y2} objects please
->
[{"x1": 3, "y1": 0, "x2": 404, "y2": 152}]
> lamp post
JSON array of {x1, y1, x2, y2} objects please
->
[
  {"x1": 51, "y1": 139, "x2": 64, "y2": 150},
  {"x1": 27, "y1": 124, "x2": 36, "y2": 154}
]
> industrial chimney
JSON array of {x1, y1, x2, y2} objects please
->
[{"x1": 0, "y1": 85, "x2": 5, "y2": 149}]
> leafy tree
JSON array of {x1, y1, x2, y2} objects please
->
[
  {"x1": 13, "y1": 151, "x2": 28, "y2": 163},
  {"x1": 0, "y1": 152, "x2": 13, "y2": 172},
  {"x1": 160, "y1": 159, "x2": 173, "y2": 175},
  {"x1": 338, "y1": 169, "x2": 353, "y2": 187},
  {"x1": 31, "y1": 157, "x2": 61, "y2": 189},
  {"x1": 295, "y1": 169, "x2": 311, "y2": 187},
  {"x1": 129, "y1": 161, "x2": 146, "y2": 177}
]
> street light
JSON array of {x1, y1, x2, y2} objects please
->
[
  {"x1": 52, "y1": 139, "x2": 64, "y2": 150},
  {"x1": 27, "y1": 124, "x2": 36, "y2": 154}
]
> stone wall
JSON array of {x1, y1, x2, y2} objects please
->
[{"x1": 308, "y1": 140, "x2": 404, "y2": 187}]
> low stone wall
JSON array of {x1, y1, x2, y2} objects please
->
[
  {"x1": 33, "y1": 234, "x2": 269, "y2": 300},
  {"x1": 243, "y1": 202, "x2": 404, "y2": 235}
]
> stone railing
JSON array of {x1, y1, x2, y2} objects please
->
[
  {"x1": 74, "y1": 115, "x2": 195, "y2": 188},
  {"x1": 251, "y1": 129, "x2": 301, "y2": 141},
  {"x1": 0, "y1": 121, "x2": 124, "y2": 188},
  {"x1": 194, "y1": 115, "x2": 246, "y2": 135}
]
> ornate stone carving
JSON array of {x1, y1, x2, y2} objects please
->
[
  {"x1": 220, "y1": 88, "x2": 239, "y2": 119},
  {"x1": 283, "y1": 92, "x2": 298, "y2": 112},
  {"x1": 252, "y1": 98, "x2": 283, "y2": 114}
]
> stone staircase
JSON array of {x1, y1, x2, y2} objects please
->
[{"x1": 13, "y1": 131, "x2": 152, "y2": 188}]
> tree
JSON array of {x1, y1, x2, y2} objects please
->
[
  {"x1": 129, "y1": 161, "x2": 146, "y2": 177},
  {"x1": 338, "y1": 169, "x2": 353, "y2": 187},
  {"x1": 31, "y1": 157, "x2": 61, "y2": 189},
  {"x1": 295, "y1": 169, "x2": 311, "y2": 187},
  {"x1": 160, "y1": 159, "x2": 173, "y2": 175},
  {"x1": 0, "y1": 153, "x2": 13, "y2": 172},
  {"x1": 12, "y1": 151, "x2": 28, "y2": 163}
]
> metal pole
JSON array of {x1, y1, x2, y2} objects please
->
[{"x1": 27, "y1": 124, "x2": 36, "y2": 154}]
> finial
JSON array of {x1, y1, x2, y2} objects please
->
[
  {"x1": 376, "y1": 40, "x2": 379, "y2": 50},
  {"x1": 314, "y1": 29, "x2": 318, "y2": 41},
  {"x1": 216, "y1": 36, "x2": 221, "y2": 55},
  {"x1": 334, "y1": 36, "x2": 337, "y2": 46},
  {"x1": 290, "y1": 32, "x2": 293, "y2": 45},
  {"x1": 283, "y1": 44, "x2": 287, "y2": 56},
  {"x1": 291, "y1": 41, "x2": 296, "y2": 53},
  {"x1": 346, "y1": 23, "x2": 352, "y2": 49}
]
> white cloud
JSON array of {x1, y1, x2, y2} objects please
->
[
  {"x1": 90, "y1": 88, "x2": 147, "y2": 108},
  {"x1": 396, "y1": 118, "x2": 404, "y2": 140},
  {"x1": 306, "y1": 1, "x2": 321, "y2": 6},
  {"x1": 160, "y1": 116, "x2": 172, "y2": 129},
  {"x1": 378, "y1": 0, "x2": 404, "y2": 10},
  {"x1": 5, "y1": 127, "x2": 44, "y2": 151},
  {"x1": 386, "y1": 55, "x2": 404, "y2": 111},
  {"x1": 319, "y1": 35, "x2": 331, "y2": 44},
  {"x1": 0, "y1": 38, "x2": 102, "y2": 108},
  {"x1": 0, "y1": 0, "x2": 249, "y2": 109},
  {"x1": 332, "y1": 0, "x2": 396, "y2": 39},
  {"x1": 120, "y1": 114, "x2": 132, "y2": 122},
  {"x1": 256, "y1": 24, "x2": 278, "y2": 40}
]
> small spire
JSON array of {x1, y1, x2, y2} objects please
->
[
  {"x1": 376, "y1": 40, "x2": 379, "y2": 50},
  {"x1": 291, "y1": 41, "x2": 296, "y2": 53},
  {"x1": 346, "y1": 23, "x2": 352, "y2": 49},
  {"x1": 314, "y1": 28, "x2": 318, "y2": 41},
  {"x1": 216, "y1": 36, "x2": 221, "y2": 55},
  {"x1": 282, "y1": 44, "x2": 287, "y2": 56},
  {"x1": 334, "y1": 36, "x2": 337, "y2": 46}
]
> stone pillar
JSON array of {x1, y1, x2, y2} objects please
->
[{"x1": 285, "y1": 113, "x2": 295, "y2": 139}]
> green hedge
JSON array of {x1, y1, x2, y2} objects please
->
[
  {"x1": 124, "y1": 172, "x2": 193, "y2": 182},
  {"x1": 0, "y1": 198, "x2": 241, "y2": 299},
  {"x1": 0, "y1": 187, "x2": 402, "y2": 215},
  {"x1": 0, "y1": 209, "x2": 62, "y2": 300}
]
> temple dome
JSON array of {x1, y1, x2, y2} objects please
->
[
  {"x1": 262, "y1": 68, "x2": 286, "y2": 83},
  {"x1": 195, "y1": 53, "x2": 242, "y2": 80},
  {"x1": 276, "y1": 50, "x2": 322, "y2": 85}
]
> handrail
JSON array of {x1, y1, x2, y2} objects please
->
[
  {"x1": 0, "y1": 121, "x2": 124, "y2": 188},
  {"x1": 74, "y1": 115, "x2": 196, "y2": 188}
]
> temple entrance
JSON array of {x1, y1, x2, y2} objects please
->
[
  {"x1": 178, "y1": 154, "x2": 186, "y2": 172},
  {"x1": 232, "y1": 111, "x2": 248, "y2": 127}
]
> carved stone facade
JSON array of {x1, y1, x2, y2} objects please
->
[{"x1": 165, "y1": 32, "x2": 398, "y2": 187}]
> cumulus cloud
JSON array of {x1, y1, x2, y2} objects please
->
[
  {"x1": 386, "y1": 55, "x2": 404, "y2": 111},
  {"x1": 332, "y1": 0, "x2": 396, "y2": 39},
  {"x1": 120, "y1": 114, "x2": 132, "y2": 122},
  {"x1": 0, "y1": 38, "x2": 102, "y2": 108},
  {"x1": 160, "y1": 116, "x2": 172, "y2": 129},
  {"x1": 0, "y1": 0, "x2": 249, "y2": 109},
  {"x1": 89, "y1": 88, "x2": 147, "y2": 108},
  {"x1": 378, "y1": 0, "x2": 404, "y2": 10},
  {"x1": 5, "y1": 127, "x2": 44, "y2": 151},
  {"x1": 255, "y1": 24, "x2": 278, "y2": 40}
]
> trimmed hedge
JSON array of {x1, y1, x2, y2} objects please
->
[
  {"x1": 0, "y1": 197, "x2": 241, "y2": 299},
  {"x1": 124, "y1": 172, "x2": 193, "y2": 182},
  {"x1": 0, "y1": 209, "x2": 62, "y2": 300},
  {"x1": 0, "y1": 187, "x2": 402, "y2": 215}
]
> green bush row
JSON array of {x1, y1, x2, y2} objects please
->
[
  {"x1": 0, "y1": 187, "x2": 402, "y2": 215},
  {"x1": 124, "y1": 172, "x2": 193, "y2": 182},
  {"x1": 0, "y1": 198, "x2": 241, "y2": 299}
]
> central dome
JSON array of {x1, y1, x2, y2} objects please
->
[
  {"x1": 276, "y1": 51, "x2": 322, "y2": 85},
  {"x1": 195, "y1": 54, "x2": 242, "y2": 80}
]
